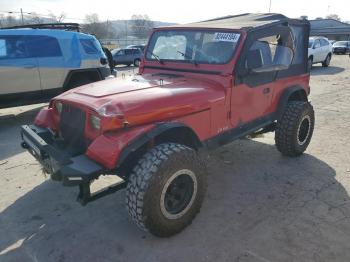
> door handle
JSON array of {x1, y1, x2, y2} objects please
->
[
  {"x1": 23, "y1": 64, "x2": 36, "y2": 69},
  {"x1": 263, "y1": 87, "x2": 270, "y2": 94}
]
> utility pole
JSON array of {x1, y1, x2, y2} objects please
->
[
  {"x1": 20, "y1": 8, "x2": 24, "y2": 25},
  {"x1": 269, "y1": 0, "x2": 272, "y2": 13}
]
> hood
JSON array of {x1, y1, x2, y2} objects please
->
[{"x1": 56, "y1": 74, "x2": 226, "y2": 126}]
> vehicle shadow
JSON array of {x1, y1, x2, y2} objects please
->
[
  {"x1": 0, "y1": 105, "x2": 44, "y2": 161},
  {"x1": 311, "y1": 65, "x2": 345, "y2": 76},
  {"x1": 1, "y1": 138, "x2": 349, "y2": 261}
]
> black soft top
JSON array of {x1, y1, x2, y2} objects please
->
[{"x1": 166, "y1": 13, "x2": 306, "y2": 31}]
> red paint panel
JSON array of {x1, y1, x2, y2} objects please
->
[{"x1": 86, "y1": 124, "x2": 154, "y2": 169}]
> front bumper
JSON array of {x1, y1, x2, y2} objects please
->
[{"x1": 21, "y1": 125, "x2": 103, "y2": 186}]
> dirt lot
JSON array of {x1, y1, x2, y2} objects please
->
[{"x1": 1, "y1": 56, "x2": 350, "y2": 262}]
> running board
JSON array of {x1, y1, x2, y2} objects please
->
[{"x1": 77, "y1": 181, "x2": 127, "y2": 206}]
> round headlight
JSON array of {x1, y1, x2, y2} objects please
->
[
  {"x1": 55, "y1": 102, "x2": 62, "y2": 113},
  {"x1": 90, "y1": 115, "x2": 101, "y2": 130}
]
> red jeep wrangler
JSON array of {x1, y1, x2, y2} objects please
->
[{"x1": 21, "y1": 14, "x2": 314, "y2": 237}]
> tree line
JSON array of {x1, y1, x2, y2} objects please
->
[{"x1": 0, "y1": 12, "x2": 154, "y2": 39}]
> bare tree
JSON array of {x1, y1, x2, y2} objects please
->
[
  {"x1": 82, "y1": 13, "x2": 114, "y2": 39},
  {"x1": 5, "y1": 15, "x2": 19, "y2": 27},
  {"x1": 326, "y1": 14, "x2": 341, "y2": 21},
  {"x1": 130, "y1": 14, "x2": 154, "y2": 38},
  {"x1": 49, "y1": 12, "x2": 66, "y2": 23},
  {"x1": 26, "y1": 12, "x2": 44, "y2": 24}
]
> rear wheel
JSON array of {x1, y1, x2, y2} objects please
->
[
  {"x1": 134, "y1": 59, "x2": 141, "y2": 67},
  {"x1": 125, "y1": 143, "x2": 207, "y2": 237},
  {"x1": 275, "y1": 101, "x2": 315, "y2": 157},
  {"x1": 307, "y1": 57, "x2": 313, "y2": 71},
  {"x1": 322, "y1": 54, "x2": 331, "y2": 67}
]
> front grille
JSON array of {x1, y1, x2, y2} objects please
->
[{"x1": 59, "y1": 103, "x2": 86, "y2": 155}]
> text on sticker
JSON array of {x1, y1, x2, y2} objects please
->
[{"x1": 213, "y1": 33, "x2": 240, "y2": 42}]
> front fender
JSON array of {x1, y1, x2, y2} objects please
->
[{"x1": 86, "y1": 124, "x2": 155, "y2": 169}]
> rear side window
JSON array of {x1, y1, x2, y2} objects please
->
[
  {"x1": 80, "y1": 39, "x2": 99, "y2": 54},
  {"x1": 26, "y1": 36, "x2": 62, "y2": 57},
  {"x1": 0, "y1": 35, "x2": 29, "y2": 59},
  {"x1": 320, "y1": 39, "x2": 329, "y2": 47}
]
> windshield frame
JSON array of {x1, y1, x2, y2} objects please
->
[{"x1": 145, "y1": 28, "x2": 243, "y2": 66}]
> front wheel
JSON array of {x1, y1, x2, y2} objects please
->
[
  {"x1": 126, "y1": 143, "x2": 207, "y2": 237},
  {"x1": 275, "y1": 101, "x2": 315, "y2": 157}
]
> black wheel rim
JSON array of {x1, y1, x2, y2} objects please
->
[
  {"x1": 298, "y1": 115, "x2": 311, "y2": 145},
  {"x1": 164, "y1": 174, "x2": 194, "y2": 215},
  {"x1": 160, "y1": 169, "x2": 197, "y2": 219}
]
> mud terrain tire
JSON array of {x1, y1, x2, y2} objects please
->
[
  {"x1": 126, "y1": 143, "x2": 207, "y2": 237},
  {"x1": 275, "y1": 101, "x2": 315, "y2": 157}
]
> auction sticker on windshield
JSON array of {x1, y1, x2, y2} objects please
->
[{"x1": 213, "y1": 33, "x2": 240, "y2": 42}]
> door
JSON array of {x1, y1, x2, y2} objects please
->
[
  {"x1": 232, "y1": 31, "x2": 294, "y2": 127},
  {"x1": 124, "y1": 49, "x2": 133, "y2": 64},
  {"x1": 0, "y1": 35, "x2": 40, "y2": 96},
  {"x1": 26, "y1": 35, "x2": 65, "y2": 95},
  {"x1": 114, "y1": 49, "x2": 126, "y2": 64},
  {"x1": 320, "y1": 38, "x2": 330, "y2": 60},
  {"x1": 313, "y1": 40, "x2": 322, "y2": 62}
]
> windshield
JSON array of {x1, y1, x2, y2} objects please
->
[
  {"x1": 111, "y1": 49, "x2": 120, "y2": 55},
  {"x1": 333, "y1": 41, "x2": 348, "y2": 47},
  {"x1": 308, "y1": 40, "x2": 314, "y2": 48},
  {"x1": 146, "y1": 30, "x2": 241, "y2": 64}
]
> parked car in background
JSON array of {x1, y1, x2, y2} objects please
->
[
  {"x1": 0, "y1": 23, "x2": 111, "y2": 109},
  {"x1": 308, "y1": 36, "x2": 332, "y2": 69},
  {"x1": 332, "y1": 41, "x2": 350, "y2": 54},
  {"x1": 126, "y1": 44, "x2": 146, "y2": 52},
  {"x1": 111, "y1": 47, "x2": 143, "y2": 66}
]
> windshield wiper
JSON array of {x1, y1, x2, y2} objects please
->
[
  {"x1": 177, "y1": 50, "x2": 198, "y2": 66},
  {"x1": 146, "y1": 50, "x2": 164, "y2": 64}
]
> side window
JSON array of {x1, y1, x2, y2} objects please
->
[
  {"x1": 320, "y1": 39, "x2": 328, "y2": 47},
  {"x1": 80, "y1": 39, "x2": 99, "y2": 54},
  {"x1": 27, "y1": 36, "x2": 62, "y2": 57},
  {"x1": 246, "y1": 34, "x2": 293, "y2": 70},
  {"x1": 237, "y1": 30, "x2": 294, "y2": 87},
  {"x1": 133, "y1": 49, "x2": 141, "y2": 54},
  {"x1": 314, "y1": 40, "x2": 321, "y2": 49},
  {"x1": 117, "y1": 50, "x2": 125, "y2": 56},
  {"x1": 125, "y1": 49, "x2": 133, "y2": 55},
  {"x1": 0, "y1": 35, "x2": 28, "y2": 59},
  {"x1": 0, "y1": 39, "x2": 7, "y2": 57}
]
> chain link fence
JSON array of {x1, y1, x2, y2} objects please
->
[{"x1": 100, "y1": 38, "x2": 148, "y2": 50}]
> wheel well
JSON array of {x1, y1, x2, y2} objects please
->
[
  {"x1": 117, "y1": 126, "x2": 202, "y2": 180},
  {"x1": 153, "y1": 127, "x2": 202, "y2": 150},
  {"x1": 64, "y1": 70, "x2": 101, "y2": 90},
  {"x1": 288, "y1": 89, "x2": 307, "y2": 102}
]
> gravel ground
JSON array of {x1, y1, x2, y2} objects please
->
[{"x1": 0, "y1": 56, "x2": 350, "y2": 262}]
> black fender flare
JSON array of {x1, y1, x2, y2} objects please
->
[
  {"x1": 276, "y1": 85, "x2": 308, "y2": 121},
  {"x1": 116, "y1": 122, "x2": 202, "y2": 169}
]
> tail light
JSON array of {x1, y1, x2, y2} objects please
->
[{"x1": 100, "y1": 57, "x2": 108, "y2": 65}]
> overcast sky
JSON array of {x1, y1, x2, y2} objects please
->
[{"x1": 0, "y1": 0, "x2": 349, "y2": 23}]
